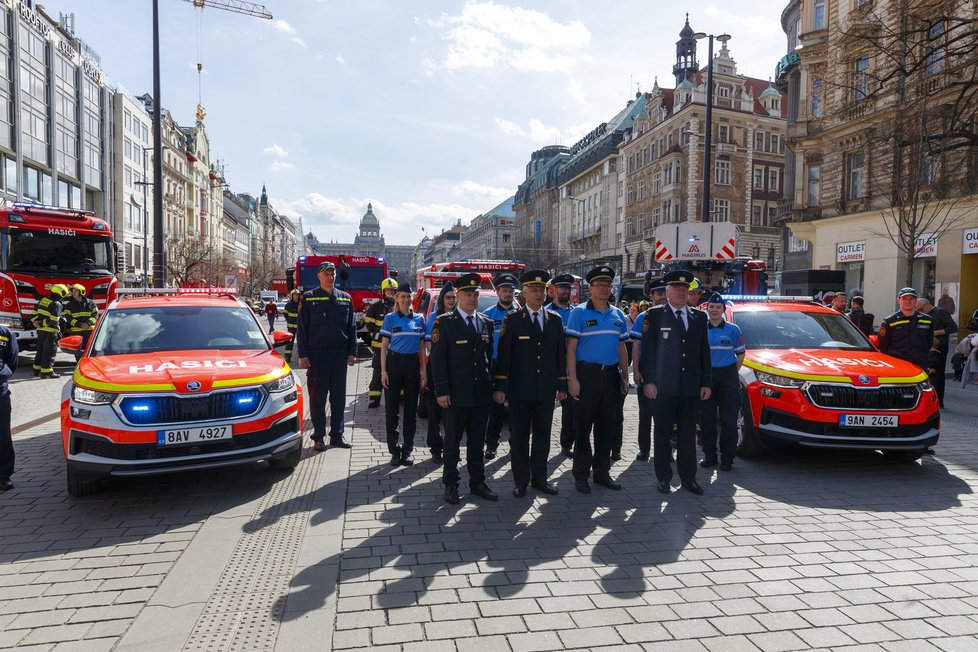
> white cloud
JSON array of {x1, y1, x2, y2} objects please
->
[
  {"x1": 263, "y1": 144, "x2": 289, "y2": 159},
  {"x1": 336, "y1": 54, "x2": 345, "y2": 64},
  {"x1": 270, "y1": 161, "x2": 295, "y2": 171},
  {"x1": 272, "y1": 19, "x2": 307, "y2": 48},
  {"x1": 494, "y1": 118, "x2": 524, "y2": 136},
  {"x1": 493, "y1": 117, "x2": 563, "y2": 145},
  {"x1": 445, "y1": 180, "x2": 512, "y2": 205}
]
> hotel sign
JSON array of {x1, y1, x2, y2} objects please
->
[
  {"x1": 775, "y1": 52, "x2": 801, "y2": 84},
  {"x1": 570, "y1": 123, "x2": 607, "y2": 156},
  {"x1": 19, "y1": 1, "x2": 51, "y2": 39},
  {"x1": 836, "y1": 240, "x2": 865, "y2": 263}
]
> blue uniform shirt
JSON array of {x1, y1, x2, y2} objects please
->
[
  {"x1": 483, "y1": 302, "x2": 519, "y2": 360},
  {"x1": 565, "y1": 300, "x2": 628, "y2": 366},
  {"x1": 630, "y1": 310, "x2": 646, "y2": 341},
  {"x1": 379, "y1": 310, "x2": 426, "y2": 354},
  {"x1": 545, "y1": 302, "x2": 574, "y2": 334},
  {"x1": 707, "y1": 319, "x2": 746, "y2": 367},
  {"x1": 424, "y1": 312, "x2": 439, "y2": 343}
]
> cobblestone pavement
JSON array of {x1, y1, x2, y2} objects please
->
[{"x1": 1, "y1": 359, "x2": 977, "y2": 651}]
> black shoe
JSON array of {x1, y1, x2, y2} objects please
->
[
  {"x1": 312, "y1": 439, "x2": 327, "y2": 452},
  {"x1": 656, "y1": 480, "x2": 671, "y2": 494},
  {"x1": 431, "y1": 451, "x2": 443, "y2": 465},
  {"x1": 561, "y1": 447, "x2": 574, "y2": 459},
  {"x1": 471, "y1": 483, "x2": 498, "y2": 501},
  {"x1": 575, "y1": 480, "x2": 591, "y2": 494},
  {"x1": 390, "y1": 450, "x2": 401, "y2": 467},
  {"x1": 0, "y1": 479, "x2": 12, "y2": 492},
  {"x1": 330, "y1": 438, "x2": 352, "y2": 449},
  {"x1": 719, "y1": 461, "x2": 732, "y2": 471},
  {"x1": 368, "y1": 400, "x2": 380, "y2": 408},
  {"x1": 41, "y1": 372, "x2": 60, "y2": 379},
  {"x1": 611, "y1": 451, "x2": 622, "y2": 462},
  {"x1": 700, "y1": 457, "x2": 718, "y2": 468},
  {"x1": 513, "y1": 485, "x2": 528, "y2": 498},
  {"x1": 484, "y1": 448, "x2": 497, "y2": 460},
  {"x1": 32, "y1": 370, "x2": 40, "y2": 378},
  {"x1": 594, "y1": 476, "x2": 622, "y2": 491},
  {"x1": 400, "y1": 452, "x2": 414, "y2": 466},
  {"x1": 636, "y1": 450, "x2": 650, "y2": 461},
  {"x1": 531, "y1": 480, "x2": 559, "y2": 495},
  {"x1": 444, "y1": 485, "x2": 460, "y2": 504},
  {"x1": 681, "y1": 480, "x2": 704, "y2": 495}
]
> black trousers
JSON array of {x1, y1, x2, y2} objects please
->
[
  {"x1": 933, "y1": 344, "x2": 949, "y2": 405},
  {"x1": 385, "y1": 352, "x2": 420, "y2": 454},
  {"x1": 442, "y1": 404, "x2": 488, "y2": 490},
  {"x1": 0, "y1": 391, "x2": 12, "y2": 481},
  {"x1": 558, "y1": 397, "x2": 575, "y2": 450},
  {"x1": 368, "y1": 347, "x2": 383, "y2": 402},
  {"x1": 612, "y1": 389, "x2": 626, "y2": 455},
  {"x1": 284, "y1": 326, "x2": 297, "y2": 360},
  {"x1": 33, "y1": 331, "x2": 57, "y2": 373},
  {"x1": 508, "y1": 398, "x2": 554, "y2": 488},
  {"x1": 572, "y1": 364, "x2": 619, "y2": 482},
  {"x1": 425, "y1": 364, "x2": 444, "y2": 454},
  {"x1": 637, "y1": 393, "x2": 654, "y2": 455},
  {"x1": 699, "y1": 364, "x2": 739, "y2": 464},
  {"x1": 655, "y1": 394, "x2": 698, "y2": 483},
  {"x1": 306, "y1": 349, "x2": 349, "y2": 440},
  {"x1": 485, "y1": 360, "x2": 506, "y2": 452}
]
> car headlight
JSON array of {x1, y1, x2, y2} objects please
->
[
  {"x1": 755, "y1": 371, "x2": 806, "y2": 388},
  {"x1": 263, "y1": 373, "x2": 296, "y2": 393},
  {"x1": 918, "y1": 378, "x2": 933, "y2": 391},
  {"x1": 72, "y1": 385, "x2": 117, "y2": 405},
  {"x1": 0, "y1": 316, "x2": 20, "y2": 328}
]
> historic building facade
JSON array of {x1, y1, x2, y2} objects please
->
[
  {"x1": 305, "y1": 203, "x2": 415, "y2": 280},
  {"x1": 110, "y1": 92, "x2": 154, "y2": 287},
  {"x1": 513, "y1": 146, "x2": 571, "y2": 271},
  {"x1": 458, "y1": 196, "x2": 517, "y2": 261}
]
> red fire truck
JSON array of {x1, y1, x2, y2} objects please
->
[
  {"x1": 0, "y1": 202, "x2": 117, "y2": 349},
  {"x1": 415, "y1": 260, "x2": 525, "y2": 292},
  {"x1": 286, "y1": 254, "x2": 388, "y2": 343}
]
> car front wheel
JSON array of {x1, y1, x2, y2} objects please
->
[
  {"x1": 66, "y1": 466, "x2": 101, "y2": 497},
  {"x1": 736, "y1": 389, "x2": 765, "y2": 458}
]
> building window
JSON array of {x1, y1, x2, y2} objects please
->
[
  {"x1": 662, "y1": 200, "x2": 672, "y2": 224},
  {"x1": 713, "y1": 199, "x2": 730, "y2": 222},
  {"x1": 767, "y1": 169, "x2": 780, "y2": 192},
  {"x1": 637, "y1": 180, "x2": 645, "y2": 201},
  {"x1": 848, "y1": 152, "x2": 865, "y2": 199},
  {"x1": 814, "y1": 0, "x2": 826, "y2": 30},
  {"x1": 807, "y1": 165, "x2": 821, "y2": 206},
  {"x1": 855, "y1": 55, "x2": 870, "y2": 101},
  {"x1": 771, "y1": 135, "x2": 780, "y2": 153},
  {"x1": 652, "y1": 206, "x2": 661, "y2": 227},
  {"x1": 755, "y1": 131, "x2": 765, "y2": 152},
  {"x1": 715, "y1": 160, "x2": 731, "y2": 185},
  {"x1": 919, "y1": 148, "x2": 936, "y2": 187},
  {"x1": 927, "y1": 21, "x2": 945, "y2": 76},
  {"x1": 718, "y1": 124, "x2": 730, "y2": 144},
  {"x1": 752, "y1": 205, "x2": 763, "y2": 225},
  {"x1": 617, "y1": 207, "x2": 623, "y2": 223},
  {"x1": 618, "y1": 180, "x2": 623, "y2": 197},
  {"x1": 753, "y1": 166, "x2": 764, "y2": 189}
]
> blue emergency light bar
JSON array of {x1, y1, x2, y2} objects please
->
[{"x1": 723, "y1": 295, "x2": 818, "y2": 303}]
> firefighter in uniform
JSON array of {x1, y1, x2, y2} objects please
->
[
  {"x1": 566, "y1": 266, "x2": 630, "y2": 494},
  {"x1": 365, "y1": 278, "x2": 398, "y2": 407},
  {"x1": 297, "y1": 261, "x2": 357, "y2": 451},
  {"x1": 31, "y1": 283, "x2": 68, "y2": 379},
  {"x1": 483, "y1": 273, "x2": 520, "y2": 458},
  {"x1": 493, "y1": 270, "x2": 566, "y2": 497},
  {"x1": 62, "y1": 284, "x2": 98, "y2": 360},
  {"x1": 878, "y1": 287, "x2": 935, "y2": 371},
  {"x1": 430, "y1": 273, "x2": 498, "y2": 505},
  {"x1": 380, "y1": 283, "x2": 426, "y2": 467},
  {"x1": 283, "y1": 289, "x2": 301, "y2": 361},
  {"x1": 0, "y1": 322, "x2": 19, "y2": 492},
  {"x1": 545, "y1": 274, "x2": 576, "y2": 457},
  {"x1": 630, "y1": 277, "x2": 666, "y2": 461}
]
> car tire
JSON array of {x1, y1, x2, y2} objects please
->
[
  {"x1": 736, "y1": 389, "x2": 765, "y2": 458},
  {"x1": 66, "y1": 467, "x2": 100, "y2": 497},
  {"x1": 269, "y1": 444, "x2": 302, "y2": 471},
  {"x1": 882, "y1": 449, "x2": 925, "y2": 463}
]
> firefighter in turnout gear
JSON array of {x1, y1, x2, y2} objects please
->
[
  {"x1": 283, "y1": 289, "x2": 300, "y2": 362},
  {"x1": 32, "y1": 283, "x2": 68, "y2": 378},
  {"x1": 365, "y1": 277, "x2": 398, "y2": 407},
  {"x1": 62, "y1": 284, "x2": 98, "y2": 361}
]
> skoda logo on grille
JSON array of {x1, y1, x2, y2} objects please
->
[
  {"x1": 187, "y1": 380, "x2": 202, "y2": 392},
  {"x1": 858, "y1": 375, "x2": 871, "y2": 385}
]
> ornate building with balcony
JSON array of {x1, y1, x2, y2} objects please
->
[{"x1": 513, "y1": 146, "x2": 571, "y2": 271}]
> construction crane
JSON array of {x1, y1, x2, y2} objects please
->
[{"x1": 180, "y1": 0, "x2": 272, "y2": 19}]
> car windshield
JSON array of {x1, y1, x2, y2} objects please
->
[
  {"x1": 734, "y1": 309, "x2": 873, "y2": 351},
  {"x1": 5, "y1": 230, "x2": 114, "y2": 276},
  {"x1": 89, "y1": 305, "x2": 269, "y2": 355}
]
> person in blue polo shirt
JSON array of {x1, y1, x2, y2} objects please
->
[
  {"x1": 699, "y1": 292, "x2": 745, "y2": 472},
  {"x1": 483, "y1": 273, "x2": 520, "y2": 459},
  {"x1": 566, "y1": 266, "x2": 630, "y2": 494},
  {"x1": 380, "y1": 283, "x2": 427, "y2": 467},
  {"x1": 546, "y1": 273, "x2": 577, "y2": 457}
]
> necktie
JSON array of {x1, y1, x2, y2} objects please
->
[
  {"x1": 676, "y1": 308, "x2": 686, "y2": 334},
  {"x1": 467, "y1": 315, "x2": 477, "y2": 336},
  {"x1": 532, "y1": 311, "x2": 542, "y2": 335}
]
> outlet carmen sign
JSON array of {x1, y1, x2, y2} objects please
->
[
  {"x1": 964, "y1": 227, "x2": 978, "y2": 254},
  {"x1": 836, "y1": 241, "x2": 865, "y2": 263},
  {"x1": 914, "y1": 232, "x2": 938, "y2": 258}
]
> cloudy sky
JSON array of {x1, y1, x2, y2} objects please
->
[{"x1": 59, "y1": 0, "x2": 789, "y2": 246}]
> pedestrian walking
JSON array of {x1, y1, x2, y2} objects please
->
[
  {"x1": 62, "y1": 283, "x2": 98, "y2": 359},
  {"x1": 430, "y1": 273, "x2": 498, "y2": 505},
  {"x1": 699, "y1": 293, "x2": 745, "y2": 472},
  {"x1": 0, "y1": 322, "x2": 19, "y2": 492},
  {"x1": 630, "y1": 277, "x2": 666, "y2": 462},
  {"x1": 380, "y1": 283, "x2": 426, "y2": 467},
  {"x1": 877, "y1": 287, "x2": 935, "y2": 373},
  {"x1": 917, "y1": 297, "x2": 957, "y2": 408},
  {"x1": 283, "y1": 289, "x2": 300, "y2": 361},
  {"x1": 640, "y1": 270, "x2": 713, "y2": 495},
  {"x1": 264, "y1": 298, "x2": 279, "y2": 331},
  {"x1": 297, "y1": 261, "x2": 357, "y2": 451},
  {"x1": 31, "y1": 283, "x2": 67, "y2": 379},
  {"x1": 545, "y1": 274, "x2": 576, "y2": 458},
  {"x1": 566, "y1": 266, "x2": 630, "y2": 494},
  {"x1": 365, "y1": 278, "x2": 398, "y2": 408},
  {"x1": 424, "y1": 283, "x2": 457, "y2": 464},
  {"x1": 493, "y1": 270, "x2": 566, "y2": 497},
  {"x1": 483, "y1": 273, "x2": 520, "y2": 459}
]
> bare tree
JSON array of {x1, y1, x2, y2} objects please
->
[{"x1": 164, "y1": 234, "x2": 212, "y2": 287}]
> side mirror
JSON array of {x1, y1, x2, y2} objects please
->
[
  {"x1": 271, "y1": 330, "x2": 293, "y2": 348},
  {"x1": 869, "y1": 334, "x2": 879, "y2": 349},
  {"x1": 58, "y1": 335, "x2": 84, "y2": 353}
]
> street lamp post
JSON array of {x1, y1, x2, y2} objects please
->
[
  {"x1": 692, "y1": 31, "x2": 731, "y2": 223},
  {"x1": 134, "y1": 146, "x2": 154, "y2": 293}
]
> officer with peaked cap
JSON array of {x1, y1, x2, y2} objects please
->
[
  {"x1": 493, "y1": 270, "x2": 567, "y2": 497},
  {"x1": 639, "y1": 269, "x2": 713, "y2": 495},
  {"x1": 700, "y1": 292, "x2": 745, "y2": 471},
  {"x1": 546, "y1": 273, "x2": 577, "y2": 457},
  {"x1": 565, "y1": 265, "x2": 630, "y2": 493},
  {"x1": 430, "y1": 272, "x2": 498, "y2": 504},
  {"x1": 630, "y1": 276, "x2": 666, "y2": 461},
  {"x1": 424, "y1": 282, "x2": 457, "y2": 464},
  {"x1": 483, "y1": 272, "x2": 520, "y2": 458}
]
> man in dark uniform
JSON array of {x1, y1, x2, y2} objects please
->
[
  {"x1": 545, "y1": 274, "x2": 576, "y2": 457},
  {"x1": 0, "y1": 322, "x2": 19, "y2": 491},
  {"x1": 493, "y1": 270, "x2": 567, "y2": 497},
  {"x1": 566, "y1": 266, "x2": 630, "y2": 493},
  {"x1": 483, "y1": 273, "x2": 520, "y2": 458},
  {"x1": 640, "y1": 270, "x2": 713, "y2": 495},
  {"x1": 917, "y1": 297, "x2": 957, "y2": 408},
  {"x1": 878, "y1": 287, "x2": 935, "y2": 371},
  {"x1": 31, "y1": 283, "x2": 67, "y2": 379},
  {"x1": 62, "y1": 283, "x2": 98, "y2": 360},
  {"x1": 283, "y1": 289, "x2": 301, "y2": 361},
  {"x1": 430, "y1": 273, "x2": 498, "y2": 505},
  {"x1": 365, "y1": 278, "x2": 398, "y2": 407},
  {"x1": 297, "y1": 261, "x2": 358, "y2": 451},
  {"x1": 630, "y1": 277, "x2": 665, "y2": 461}
]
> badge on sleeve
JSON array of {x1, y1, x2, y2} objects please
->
[
  {"x1": 643, "y1": 319, "x2": 649, "y2": 333},
  {"x1": 431, "y1": 320, "x2": 441, "y2": 343}
]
